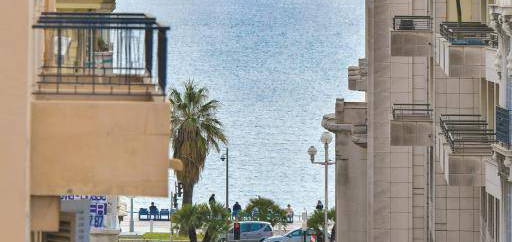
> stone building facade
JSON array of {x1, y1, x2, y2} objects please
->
[{"x1": 324, "y1": 0, "x2": 512, "y2": 242}]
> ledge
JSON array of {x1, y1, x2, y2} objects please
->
[{"x1": 321, "y1": 113, "x2": 352, "y2": 133}]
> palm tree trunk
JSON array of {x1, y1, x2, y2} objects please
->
[
  {"x1": 202, "y1": 229, "x2": 212, "y2": 242},
  {"x1": 188, "y1": 226, "x2": 198, "y2": 242},
  {"x1": 181, "y1": 182, "x2": 196, "y2": 241},
  {"x1": 456, "y1": 0, "x2": 462, "y2": 26},
  {"x1": 182, "y1": 182, "x2": 194, "y2": 205}
]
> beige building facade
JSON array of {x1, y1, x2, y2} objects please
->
[
  {"x1": 327, "y1": 0, "x2": 512, "y2": 242},
  {"x1": 1, "y1": 0, "x2": 171, "y2": 241}
]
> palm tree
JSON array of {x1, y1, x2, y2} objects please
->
[
  {"x1": 456, "y1": 0, "x2": 462, "y2": 26},
  {"x1": 169, "y1": 80, "x2": 228, "y2": 205},
  {"x1": 203, "y1": 202, "x2": 230, "y2": 242},
  {"x1": 243, "y1": 197, "x2": 287, "y2": 227},
  {"x1": 172, "y1": 202, "x2": 230, "y2": 242},
  {"x1": 172, "y1": 203, "x2": 209, "y2": 242},
  {"x1": 307, "y1": 208, "x2": 335, "y2": 242}
]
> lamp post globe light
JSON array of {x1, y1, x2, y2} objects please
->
[
  {"x1": 307, "y1": 131, "x2": 334, "y2": 242},
  {"x1": 320, "y1": 131, "x2": 333, "y2": 145}
]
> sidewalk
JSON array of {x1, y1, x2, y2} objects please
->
[{"x1": 119, "y1": 216, "x2": 305, "y2": 235}]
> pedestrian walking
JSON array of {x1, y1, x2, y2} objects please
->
[
  {"x1": 232, "y1": 201, "x2": 242, "y2": 219},
  {"x1": 316, "y1": 200, "x2": 324, "y2": 210},
  {"x1": 209, "y1": 194, "x2": 216, "y2": 204},
  {"x1": 285, "y1": 204, "x2": 294, "y2": 223},
  {"x1": 252, "y1": 207, "x2": 259, "y2": 219}
]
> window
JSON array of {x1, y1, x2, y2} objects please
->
[
  {"x1": 481, "y1": 187, "x2": 487, "y2": 222},
  {"x1": 488, "y1": 194, "x2": 495, "y2": 239},
  {"x1": 264, "y1": 225, "x2": 272, "y2": 232},
  {"x1": 240, "y1": 224, "x2": 251, "y2": 233},
  {"x1": 496, "y1": 199, "x2": 500, "y2": 242},
  {"x1": 291, "y1": 230, "x2": 303, "y2": 237},
  {"x1": 250, "y1": 223, "x2": 264, "y2": 232}
]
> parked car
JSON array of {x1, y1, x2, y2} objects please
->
[
  {"x1": 220, "y1": 221, "x2": 273, "y2": 242},
  {"x1": 263, "y1": 228, "x2": 315, "y2": 242}
]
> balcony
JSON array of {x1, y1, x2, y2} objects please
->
[
  {"x1": 56, "y1": 0, "x2": 116, "y2": 12},
  {"x1": 390, "y1": 16, "x2": 432, "y2": 56},
  {"x1": 33, "y1": 12, "x2": 169, "y2": 101},
  {"x1": 347, "y1": 58, "x2": 367, "y2": 92},
  {"x1": 30, "y1": 12, "x2": 171, "y2": 197},
  {"x1": 390, "y1": 104, "x2": 433, "y2": 146},
  {"x1": 493, "y1": 106, "x2": 512, "y2": 158},
  {"x1": 435, "y1": 22, "x2": 494, "y2": 77},
  {"x1": 496, "y1": 106, "x2": 510, "y2": 147},
  {"x1": 438, "y1": 114, "x2": 496, "y2": 186}
]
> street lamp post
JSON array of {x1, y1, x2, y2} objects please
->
[
  {"x1": 129, "y1": 197, "x2": 135, "y2": 233},
  {"x1": 220, "y1": 148, "x2": 229, "y2": 242},
  {"x1": 220, "y1": 147, "x2": 229, "y2": 209},
  {"x1": 307, "y1": 132, "x2": 334, "y2": 242}
]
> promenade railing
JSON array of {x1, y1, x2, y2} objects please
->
[
  {"x1": 440, "y1": 22, "x2": 495, "y2": 45},
  {"x1": 392, "y1": 16, "x2": 432, "y2": 31}
]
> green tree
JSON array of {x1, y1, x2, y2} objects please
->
[
  {"x1": 203, "y1": 202, "x2": 231, "y2": 242},
  {"x1": 172, "y1": 203, "x2": 209, "y2": 242},
  {"x1": 243, "y1": 197, "x2": 287, "y2": 227},
  {"x1": 307, "y1": 208, "x2": 335, "y2": 242},
  {"x1": 173, "y1": 202, "x2": 230, "y2": 242},
  {"x1": 169, "y1": 80, "x2": 228, "y2": 206}
]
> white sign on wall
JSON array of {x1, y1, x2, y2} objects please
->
[{"x1": 61, "y1": 195, "x2": 108, "y2": 229}]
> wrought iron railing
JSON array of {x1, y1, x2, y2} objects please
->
[
  {"x1": 496, "y1": 106, "x2": 510, "y2": 147},
  {"x1": 440, "y1": 114, "x2": 496, "y2": 153},
  {"x1": 392, "y1": 103, "x2": 433, "y2": 120},
  {"x1": 392, "y1": 16, "x2": 432, "y2": 31},
  {"x1": 489, "y1": 32, "x2": 499, "y2": 49},
  {"x1": 440, "y1": 22, "x2": 495, "y2": 45},
  {"x1": 32, "y1": 12, "x2": 169, "y2": 97}
]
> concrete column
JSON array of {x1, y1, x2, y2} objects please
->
[
  {"x1": 0, "y1": 0, "x2": 33, "y2": 241},
  {"x1": 335, "y1": 130, "x2": 367, "y2": 242}
]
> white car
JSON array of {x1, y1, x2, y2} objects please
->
[
  {"x1": 220, "y1": 221, "x2": 273, "y2": 242},
  {"x1": 263, "y1": 228, "x2": 314, "y2": 242}
]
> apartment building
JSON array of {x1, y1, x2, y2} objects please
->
[
  {"x1": 1, "y1": 0, "x2": 171, "y2": 241},
  {"x1": 325, "y1": 0, "x2": 512, "y2": 242}
]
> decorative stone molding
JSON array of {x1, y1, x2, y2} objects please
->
[
  {"x1": 492, "y1": 144, "x2": 512, "y2": 182},
  {"x1": 347, "y1": 58, "x2": 367, "y2": 91},
  {"x1": 321, "y1": 113, "x2": 352, "y2": 133},
  {"x1": 504, "y1": 157, "x2": 512, "y2": 182},
  {"x1": 321, "y1": 113, "x2": 367, "y2": 148}
]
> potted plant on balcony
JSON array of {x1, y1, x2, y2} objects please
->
[{"x1": 94, "y1": 37, "x2": 113, "y2": 74}]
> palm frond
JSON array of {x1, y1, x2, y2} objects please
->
[{"x1": 170, "y1": 80, "x2": 228, "y2": 192}]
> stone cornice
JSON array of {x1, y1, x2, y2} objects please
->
[{"x1": 321, "y1": 113, "x2": 352, "y2": 133}]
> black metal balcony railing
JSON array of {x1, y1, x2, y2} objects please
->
[
  {"x1": 489, "y1": 32, "x2": 499, "y2": 49},
  {"x1": 32, "y1": 12, "x2": 169, "y2": 97},
  {"x1": 440, "y1": 22, "x2": 495, "y2": 45},
  {"x1": 496, "y1": 106, "x2": 510, "y2": 147},
  {"x1": 392, "y1": 103, "x2": 433, "y2": 120},
  {"x1": 393, "y1": 16, "x2": 432, "y2": 31},
  {"x1": 440, "y1": 114, "x2": 496, "y2": 153}
]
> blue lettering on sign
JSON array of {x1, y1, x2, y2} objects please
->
[{"x1": 61, "y1": 195, "x2": 108, "y2": 228}]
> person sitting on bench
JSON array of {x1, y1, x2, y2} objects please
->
[{"x1": 149, "y1": 202, "x2": 159, "y2": 220}]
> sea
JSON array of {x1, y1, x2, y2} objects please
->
[{"x1": 116, "y1": 0, "x2": 365, "y2": 214}]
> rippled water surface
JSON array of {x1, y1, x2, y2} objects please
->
[{"x1": 117, "y1": 0, "x2": 364, "y2": 213}]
